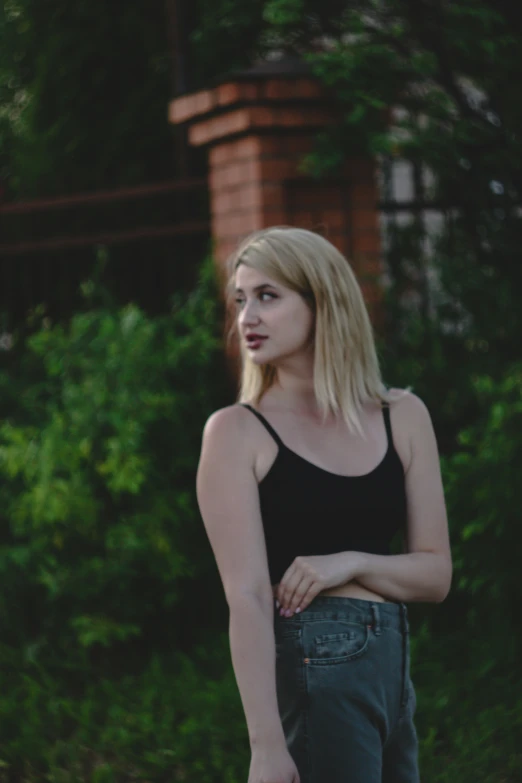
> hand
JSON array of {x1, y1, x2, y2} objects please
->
[
  {"x1": 248, "y1": 745, "x2": 300, "y2": 783},
  {"x1": 276, "y1": 552, "x2": 361, "y2": 617}
]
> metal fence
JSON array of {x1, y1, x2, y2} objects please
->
[
  {"x1": 0, "y1": 177, "x2": 210, "y2": 329},
  {"x1": 378, "y1": 156, "x2": 450, "y2": 319}
]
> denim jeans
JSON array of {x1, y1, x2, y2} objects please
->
[{"x1": 274, "y1": 596, "x2": 419, "y2": 783}]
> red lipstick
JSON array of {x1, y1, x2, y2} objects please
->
[{"x1": 245, "y1": 334, "x2": 268, "y2": 350}]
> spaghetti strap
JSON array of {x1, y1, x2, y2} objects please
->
[
  {"x1": 239, "y1": 403, "x2": 284, "y2": 448},
  {"x1": 382, "y1": 402, "x2": 394, "y2": 448}
]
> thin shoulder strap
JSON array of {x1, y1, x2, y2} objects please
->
[
  {"x1": 239, "y1": 403, "x2": 284, "y2": 448},
  {"x1": 381, "y1": 402, "x2": 394, "y2": 448}
]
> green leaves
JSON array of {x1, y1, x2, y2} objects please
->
[
  {"x1": 443, "y1": 366, "x2": 522, "y2": 604},
  {"x1": 0, "y1": 256, "x2": 237, "y2": 775},
  {"x1": 0, "y1": 257, "x2": 228, "y2": 656},
  {"x1": 71, "y1": 616, "x2": 141, "y2": 648},
  {"x1": 0, "y1": 0, "x2": 178, "y2": 195},
  {"x1": 263, "y1": 0, "x2": 304, "y2": 27}
]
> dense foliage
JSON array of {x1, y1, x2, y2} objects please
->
[
  {"x1": 1, "y1": 0, "x2": 522, "y2": 780},
  {"x1": 0, "y1": 260, "x2": 242, "y2": 780},
  {"x1": 0, "y1": 0, "x2": 180, "y2": 196}
]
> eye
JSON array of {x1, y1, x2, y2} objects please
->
[{"x1": 234, "y1": 292, "x2": 276, "y2": 307}]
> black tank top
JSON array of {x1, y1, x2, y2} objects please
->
[{"x1": 240, "y1": 403, "x2": 407, "y2": 585}]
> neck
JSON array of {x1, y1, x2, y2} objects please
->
[{"x1": 268, "y1": 361, "x2": 323, "y2": 416}]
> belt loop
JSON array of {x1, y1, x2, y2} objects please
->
[{"x1": 370, "y1": 603, "x2": 381, "y2": 636}]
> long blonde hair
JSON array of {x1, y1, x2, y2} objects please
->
[{"x1": 226, "y1": 226, "x2": 390, "y2": 434}]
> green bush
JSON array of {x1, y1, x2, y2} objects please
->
[
  {"x1": 0, "y1": 638, "x2": 249, "y2": 782},
  {"x1": 0, "y1": 256, "x2": 230, "y2": 655},
  {"x1": 0, "y1": 258, "x2": 248, "y2": 780},
  {"x1": 409, "y1": 364, "x2": 522, "y2": 782}
]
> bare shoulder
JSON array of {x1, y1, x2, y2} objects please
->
[
  {"x1": 387, "y1": 389, "x2": 436, "y2": 469},
  {"x1": 202, "y1": 403, "x2": 256, "y2": 449},
  {"x1": 388, "y1": 388, "x2": 431, "y2": 420}
]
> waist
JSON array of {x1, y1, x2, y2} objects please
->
[
  {"x1": 274, "y1": 594, "x2": 408, "y2": 634},
  {"x1": 272, "y1": 581, "x2": 387, "y2": 603}
]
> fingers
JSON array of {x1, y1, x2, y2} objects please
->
[
  {"x1": 292, "y1": 581, "x2": 321, "y2": 614},
  {"x1": 277, "y1": 563, "x2": 305, "y2": 614},
  {"x1": 282, "y1": 574, "x2": 310, "y2": 615},
  {"x1": 277, "y1": 558, "x2": 322, "y2": 616}
]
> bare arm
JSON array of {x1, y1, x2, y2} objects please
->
[
  {"x1": 353, "y1": 392, "x2": 452, "y2": 602},
  {"x1": 351, "y1": 550, "x2": 450, "y2": 603},
  {"x1": 196, "y1": 406, "x2": 286, "y2": 750}
]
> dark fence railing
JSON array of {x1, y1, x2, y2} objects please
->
[{"x1": 0, "y1": 177, "x2": 211, "y2": 329}]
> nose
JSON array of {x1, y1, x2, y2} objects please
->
[{"x1": 238, "y1": 299, "x2": 261, "y2": 327}]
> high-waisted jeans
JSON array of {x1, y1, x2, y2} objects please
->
[{"x1": 274, "y1": 596, "x2": 419, "y2": 782}]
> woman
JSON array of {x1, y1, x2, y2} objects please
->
[{"x1": 196, "y1": 226, "x2": 451, "y2": 783}]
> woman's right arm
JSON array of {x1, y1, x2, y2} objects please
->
[{"x1": 196, "y1": 405, "x2": 287, "y2": 752}]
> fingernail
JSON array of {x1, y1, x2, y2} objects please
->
[
  {"x1": 295, "y1": 607, "x2": 301, "y2": 613},
  {"x1": 275, "y1": 600, "x2": 280, "y2": 609},
  {"x1": 284, "y1": 609, "x2": 292, "y2": 617},
  {"x1": 279, "y1": 608, "x2": 284, "y2": 616}
]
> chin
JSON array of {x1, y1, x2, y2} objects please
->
[
  {"x1": 249, "y1": 352, "x2": 272, "y2": 365},
  {"x1": 246, "y1": 345, "x2": 279, "y2": 365},
  {"x1": 246, "y1": 344, "x2": 299, "y2": 366}
]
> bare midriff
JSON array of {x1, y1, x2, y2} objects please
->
[{"x1": 272, "y1": 581, "x2": 388, "y2": 604}]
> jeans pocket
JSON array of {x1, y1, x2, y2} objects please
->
[{"x1": 308, "y1": 622, "x2": 370, "y2": 665}]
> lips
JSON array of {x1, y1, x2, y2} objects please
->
[{"x1": 245, "y1": 334, "x2": 268, "y2": 350}]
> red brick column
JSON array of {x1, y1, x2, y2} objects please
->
[{"x1": 169, "y1": 73, "x2": 383, "y2": 311}]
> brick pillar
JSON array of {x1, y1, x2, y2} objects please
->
[{"x1": 169, "y1": 67, "x2": 383, "y2": 312}]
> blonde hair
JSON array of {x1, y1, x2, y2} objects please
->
[{"x1": 226, "y1": 226, "x2": 391, "y2": 434}]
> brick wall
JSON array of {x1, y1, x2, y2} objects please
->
[{"x1": 169, "y1": 73, "x2": 383, "y2": 313}]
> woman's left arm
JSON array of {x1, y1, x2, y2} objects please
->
[{"x1": 353, "y1": 392, "x2": 452, "y2": 603}]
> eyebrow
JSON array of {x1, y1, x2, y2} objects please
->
[{"x1": 234, "y1": 283, "x2": 278, "y2": 294}]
